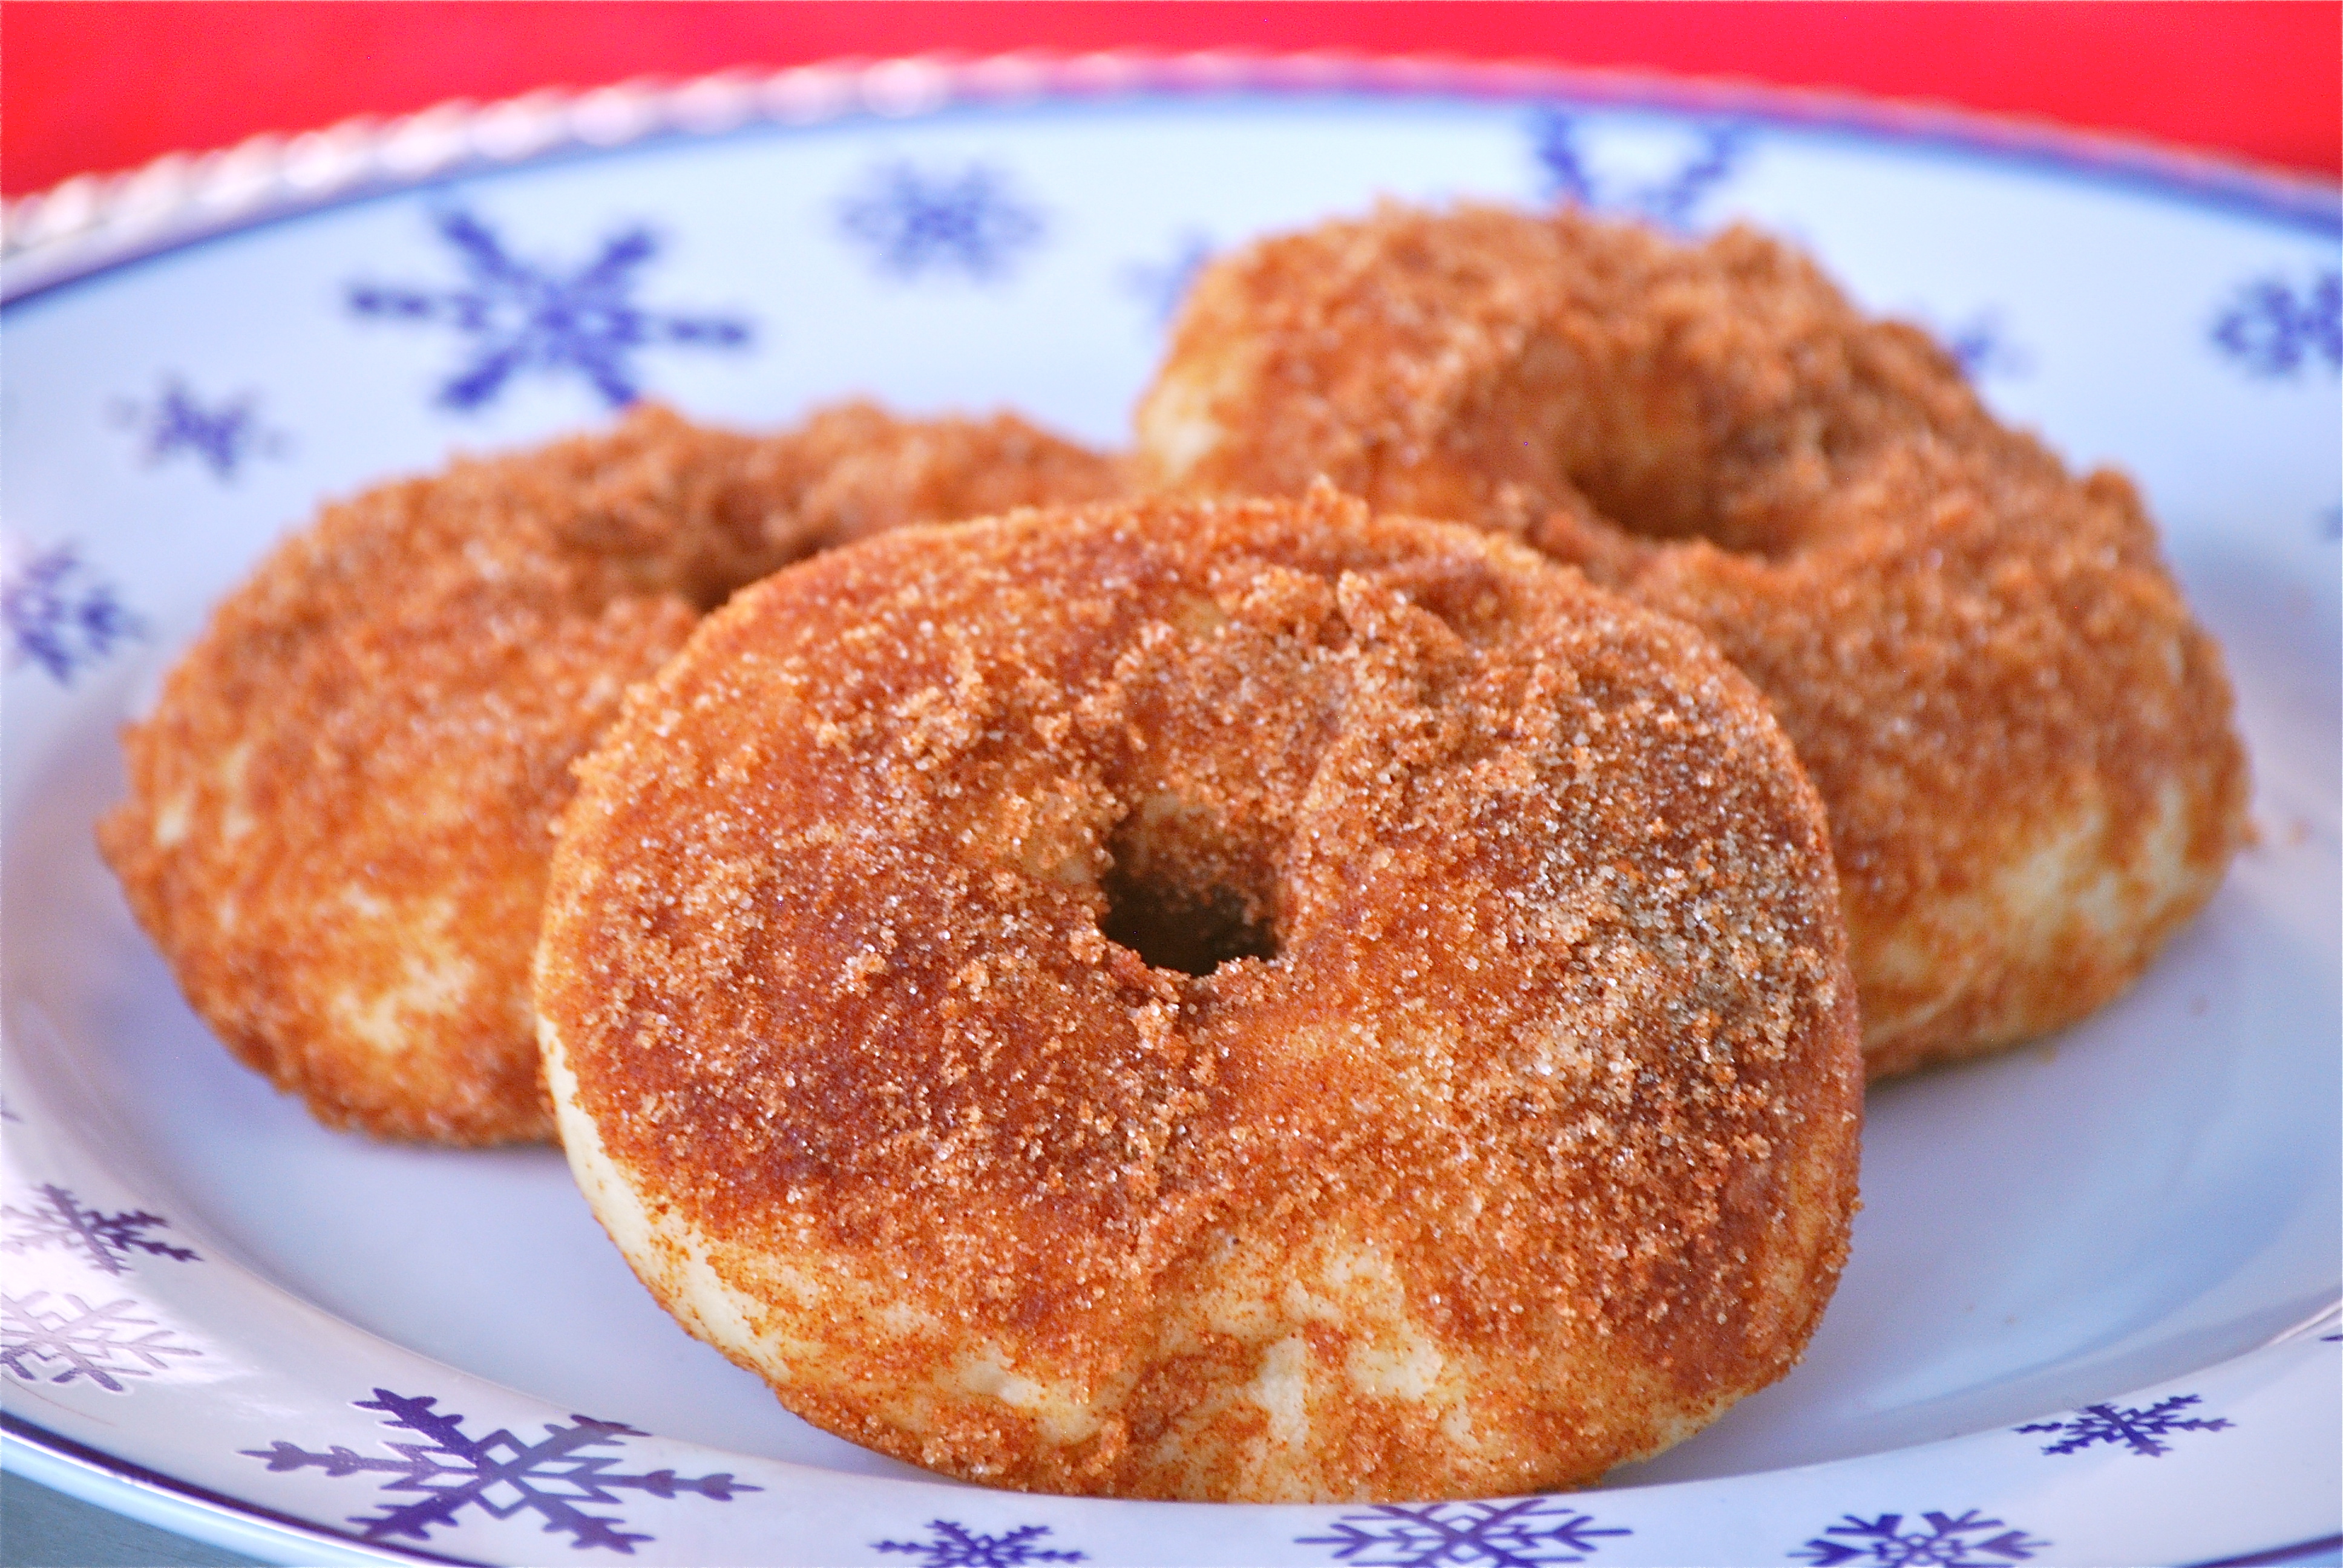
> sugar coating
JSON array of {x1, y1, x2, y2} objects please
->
[
  {"x1": 99, "y1": 401, "x2": 1121, "y2": 1143},
  {"x1": 1136, "y1": 204, "x2": 2249, "y2": 1073},
  {"x1": 537, "y1": 491, "x2": 1863, "y2": 1500}
]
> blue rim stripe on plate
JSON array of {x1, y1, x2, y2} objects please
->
[
  {"x1": 2181, "y1": 1535, "x2": 2343, "y2": 1568},
  {"x1": 2, "y1": 50, "x2": 2335, "y2": 1568},
  {"x1": 4, "y1": 1412, "x2": 485, "y2": 1567}
]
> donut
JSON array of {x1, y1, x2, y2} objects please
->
[
  {"x1": 1135, "y1": 203, "x2": 2249, "y2": 1077},
  {"x1": 536, "y1": 489, "x2": 1863, "y2": 1501},
  {"x1": 99, "y1": 400, "x2": 1122, "y2": 1144}
]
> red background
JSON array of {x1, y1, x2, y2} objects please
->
[{"x1": 5, "y1": 1, "x2": 2339, "y2": 200}]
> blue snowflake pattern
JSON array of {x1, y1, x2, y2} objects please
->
[
  {"x1": 2016, "y1": 1393, "x2": 2233, "y2": 1457},
  {"x1": 2, "y1": 543, "x2": 141, "y2": 684},
  {"x1": 244, "y1": 1389, "x2": 753, "y2": 1552},
  {"x1": 838, "y1": 162, "x2": 1045, "y2": 281},
  {"x1": 2210, "y1": 270, "x2": 2342, "y2": 377},
  {"x1": 2, "y1": 1183, "x2": 198, "y2": 1276},
  {"x1": 349, "y1": 209, "x2": 752, "y2": 411},
  {"x1": 1792, "y1": 1512, "x2": 2047, "y2": 1567},
  {"x1": 1941, "y1": 311, "x2": 2032, "y2": 381},
  {"x1": 875, "y1": 1520, "x2": 1087, "y2": 1566},
  {"x1": 2, "y1": 1291, "x2": 200, "y2": 1392},
  {"x1": 1122, "y1": 230, "x2": 1213, "y2": 325},
  {"x1": 1299, "y1": 1500, "x2": 1630, "y2": 1566},
  {"x1": 113, "y1": 377, "x2": 286, "y2": 480},
  {"x1": 1533, "y1": 111, "x2": 1745, "y2": 230}
]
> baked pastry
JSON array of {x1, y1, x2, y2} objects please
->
[
  {"x1": 99, "y1": 401, "x2": 1122, "y2": 1142},
  {"x1": 1136, "y1": 203, "x2": 2249, "y2": 1075},
  {"x1": 537, "y1": 489, "x2": 1863, "y2": 1500}
]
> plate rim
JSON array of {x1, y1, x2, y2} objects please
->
[
  {"x1": 2, "y1": 49, "x2": 2337, "y2": 309},
  {"x1": 2, "y1": 48, "x2": 2338, "y2": 1568},
  {"x1": 2, "y1": 1414, "x2": 457, "y2": 1567}
]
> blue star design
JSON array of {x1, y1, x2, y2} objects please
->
[
  {"x1": 1533, "y1": 111, "x2": 1745, "y2": 230},
  {"x1": 1942, "y1": 310, "x2": 2032, "y2": 381},
  {"x1": 349, "y1": 209, "x2": 752, "y2": 411},
  {"x1": 1122, "y1": 230, "x2": 1214, "y2": 326},
  {"x1": 115, "y1": 377, "x2": 285, "y2": 481},
  {"x1": 244, "y1": 1389, "x2": 753, "y2": 1552},
  {"x1": 1793, "y1": 1511, "x2": 2046, "y2": 1567},
  {"x1": 874, "y1": 1520, "x2": 1086, "y2": 1566},
  {"x1": 2015, "y1": 1393, "x2": 2233, "y2": 1457},
  {"x1": 838, "y1": 162, "x2": 1046, "y2": 281},
  {"x1": 2, "y1": 1291, "x2": 201, "y2": 1393},
  {"x1": 2, "y1": 543, "x2": 141, "y2": 684},
  {"x1": 1299, "y1": 1500, "x2": 1629, "y2": 1566},
  {"x1": 2211, "y1": 269, "x2": 2342, "y2": 377},
  {"x1": 2, "y1": 1184, "x2": 199, "y2": 1277}
]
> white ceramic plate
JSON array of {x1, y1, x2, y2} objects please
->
[{"x1": 3, "y1": 56, "x2": 2338, "y2": 1568}]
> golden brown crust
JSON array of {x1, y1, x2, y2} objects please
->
[
  {"x1": 1136, "y1": 204, "x2": 2249, "y2": 1073},
  {"x1": 537, "y1": 491, "x2": 1863, "y2": 1500},
  {"x1": 98, "y1": 401, "x2": 1121, "y2": 1143}
]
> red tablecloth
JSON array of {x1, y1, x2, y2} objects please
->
[{"x1": 5, "y1": 1, "x2": 2338, "y2": 200}]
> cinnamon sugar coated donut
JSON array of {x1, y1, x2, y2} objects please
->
[
  {"x1": 1136, "y1": 204, "x2": 2249, "y2": 1076},
  {"x1": 536, "y1": 491, "x2": 1863, "y2": 1501},
  {"x1": 99, "y1": 401, "x2": 1121, "y2": 1143}
]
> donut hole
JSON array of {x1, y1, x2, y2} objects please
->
[
  {"x1": 1563, "y1": 457, "x2": 1812, "y2": 561},
  {"x1": 1099, "y1": 870, "x2": 1278, "y2": 976},
  {"x1": 1098, "y1": 812, "x2": 1280, "y2": 978}
]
